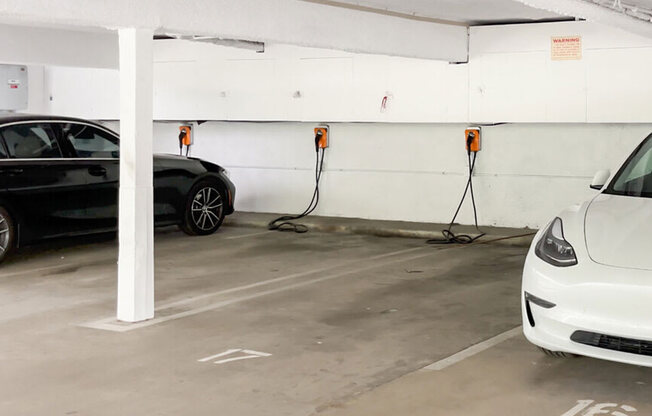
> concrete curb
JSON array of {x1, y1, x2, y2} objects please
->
[{"x1": 224, "y1": 212, "x2": 536, "y2": 247}]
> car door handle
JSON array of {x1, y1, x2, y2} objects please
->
[
  {"x1": 0, "y1": 168, "x2": 23, "y2": 175},
  {"x1": 88, "y1": 166, "x2": 107, "y2": 177}
]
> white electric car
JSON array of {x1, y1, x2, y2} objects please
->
[{"x1": 522, "y1": 133, "x2": 652, "y2": 366}]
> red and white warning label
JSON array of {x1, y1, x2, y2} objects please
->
[
  {"x1": 7, "y1": 79, "x2": 20, "y2": 89},
  {"x1": 551, "y1": 36, "x2": 582, "y2": 61}
]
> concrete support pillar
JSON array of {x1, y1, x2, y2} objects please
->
[{"x1": 116, "y1": 28, "x2": 154, "y2": 322}]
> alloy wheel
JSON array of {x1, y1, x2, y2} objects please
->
[
  {"x1": 0, "y1": 214, "x2": 10, "y2": 254},
  {"x1": 190, "y1": 186, "x2": 223, "y2": 231}
]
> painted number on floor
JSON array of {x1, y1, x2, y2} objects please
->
[
  {"x1": 562, "y1": 400, "x2": 637, "y2": 416},
  {"x1": 198, "y1": 349, "x2": 272, "y2": 365}
]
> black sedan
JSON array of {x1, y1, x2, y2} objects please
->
[{"x1": 0, "y1": 115, "x2": 235, "y2": 262}]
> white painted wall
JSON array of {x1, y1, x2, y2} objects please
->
[
  {"x1": 470, "y1": 21, "x2": 652, "y2": 122},
  {"x1": 96, "y1": 120, "x2": 648, "y2": 230},
  {"x1": 18, "y1": 20, "x2": 652, "y2": 228},
  {"x1": 34, "y1": 41, "x2": 469, "y2": 122},
  {"x1": 34, "y1": 21, "x2": 652, "y2": 124},
  {"x1": 45, "y1": 66, "x2": 119, "y2": 119}
]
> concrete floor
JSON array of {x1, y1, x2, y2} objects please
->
[{"x1": 0, "y1": 226, "x2": 650, "y2": 415}]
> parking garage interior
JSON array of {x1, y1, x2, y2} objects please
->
[{"x1": 1, "y1": 1, "x2": 652, "y2": 415}]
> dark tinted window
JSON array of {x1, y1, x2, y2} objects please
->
[
  {"x1": 0, "y1": 136, "x2": 7, "y2": 158},
  {"x1": 1, "y1": 123, "x2": 61, "y2": 159},
  {"x1": 605, "y1": 134, "x2": 652, "y2": 198},
  {"x1": 62, "y1": 123, "x2": 119, "y2": 159}
]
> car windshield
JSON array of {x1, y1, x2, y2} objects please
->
[{"x1": 605, "y1": 134, "x2": 652, "y2": 198}]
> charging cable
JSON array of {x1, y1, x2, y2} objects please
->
[
  {"x1": 427, "y1": 132, "x2": 485, "y2": 245},
  {"x1": 268, "y1": 131, "x2": 326, "y2": 233}
]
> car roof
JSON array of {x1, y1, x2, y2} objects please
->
[{"x1": 0, "y1": 113, "x2": 109, "y2": 129}]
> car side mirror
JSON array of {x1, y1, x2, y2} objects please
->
[{"x1": 590, "y1": 169, "x2": 611, "y2": 190}]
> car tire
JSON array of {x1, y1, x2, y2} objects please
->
[
  {"x1": 181, "y1": 180, "x2": 226, "y2": 236},
  {"x1": 539, "y1": 347, "x2": 577, "y2": 358},
  {"x1": 0, "y1": 206, "x2": 16, "y2": 263}
]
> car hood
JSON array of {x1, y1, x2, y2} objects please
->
[
  {"x1": 154, "y1": 153, "x2": 189, "y2": 162},
  {"x1": 584, "y1": 193, "x2": 652, "y2": 270}
]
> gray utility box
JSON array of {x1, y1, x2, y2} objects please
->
[{"x1": 0, "y1": 64, "x2": 28, "y2": 111}]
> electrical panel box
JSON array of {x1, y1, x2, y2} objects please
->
[
  {"x1": 0, "y1": 65, "x2": 28, "y2": 111},
  {"x1": 465, "y1": 128, "x2": 481, "y2": 152}
]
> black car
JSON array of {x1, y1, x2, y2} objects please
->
[{"x1": 0, "y1": 114, "x2": 235, "y2": 261}]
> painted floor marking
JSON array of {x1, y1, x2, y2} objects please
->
[
  {"x1": 156, "y1": 245, "x2": 424, "y2": 309},
  {"x1": 422, "y1": 326, "x2": 522, "y2": 371},
  {"x1": 198, "y1": 349, "x2": 272, "y2": 365},
  {"x1": 561, "y1": 400, "x2": 636, "y2": 416},
  {"x1": 80, "y1": 245, "x2": 437, "y2": 332},
  {"x1": 215, "y1": 350, "x2": 272, "y2": 364},
  {"x1": 197, "y1": 349, "x2": 241, "y2": 362}
]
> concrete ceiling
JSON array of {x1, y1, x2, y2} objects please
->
[
  {"x1": 629, "y1": 0, "x2": 652, "y2": 7},
  {"x1": 303, "y1": 0, "x2": 567, "y2": 25},
  {"x1": 515, "y1": 0, "x2": 652, "y2": 38},
  {"x1": 2, "y1": 0, "x2": 652, "y2": 64},
  {"x1": 584, "y1": 0, "x2": 652, "y2": 21},
  {"x1": 0, "y1": 0, "x2": 469, "y2": 61}
]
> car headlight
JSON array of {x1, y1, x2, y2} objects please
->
[{"x1": 535, "y1": 217, "x2": 577, "y2": 267}]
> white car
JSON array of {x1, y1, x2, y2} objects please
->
[{"x1": 522, "y1": 133, "x2": 652, "y2": 366}]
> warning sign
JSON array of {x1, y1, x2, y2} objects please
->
[{"x1": 551, "y1": 36, "x2": 582, "y2": 61}]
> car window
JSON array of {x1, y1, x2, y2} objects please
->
[
  {"x1": 0, "y1": 136, "x2": 7, "y2": 159},
  {"x1": 62, "y1": 123, "x2": 119, "y2": 159},
  {"x1": 606, "y1": 135, "x2": 652, "y2": 198},
  {"x1": 1, "y1": 123, "x2": 62, "y2": 159}
]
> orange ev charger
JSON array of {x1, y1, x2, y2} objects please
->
[
  {"x1": 465, "y1": 128, "x2": 481, "y2": 152},
  {"x1": 179, "y1": 125, "x2": 192, "y2": 146},
  {"x1": 314, "y1": 127, "x2": 328, "y2": 149}
]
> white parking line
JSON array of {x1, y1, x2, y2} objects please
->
[
  {"x1": 214, "y1": 355, "x2": 263, "y2": 365},
  {"x1": 198, "y1": 349, "x2": 241, "y2": 362},
  {"x1": 421, "y1": 326, "x2": 522, "y2": 371},
  {"x1": 240, "y1": 349, "x2": 272, "y2": 357},
  {"x1": 198, "y1": 349, "x2": 272, "y2": 365},
  {"x1": 214, "y1": 350, "x2": 272, "y2": 365},
  {"x1": 156, "y1": 245, "x2": 424, "y2": 310},
  {"x1": 80, "y1": 246, "x2": 433, "y2": 332}
]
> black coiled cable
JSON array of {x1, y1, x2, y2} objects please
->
[
  {"x1": 427, "y1": 150, "x2": 485, "y2": 245},
  {"x1": 268, "y1": 140, "x2": 326, "y2": 233}
]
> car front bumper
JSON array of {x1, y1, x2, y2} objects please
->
[
  {"x1": 522, "y1": 251, "x2": 652, "y2": 367},
  {"x1": 219, "y1": 172, "x2": 236, "y2": 215}
]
